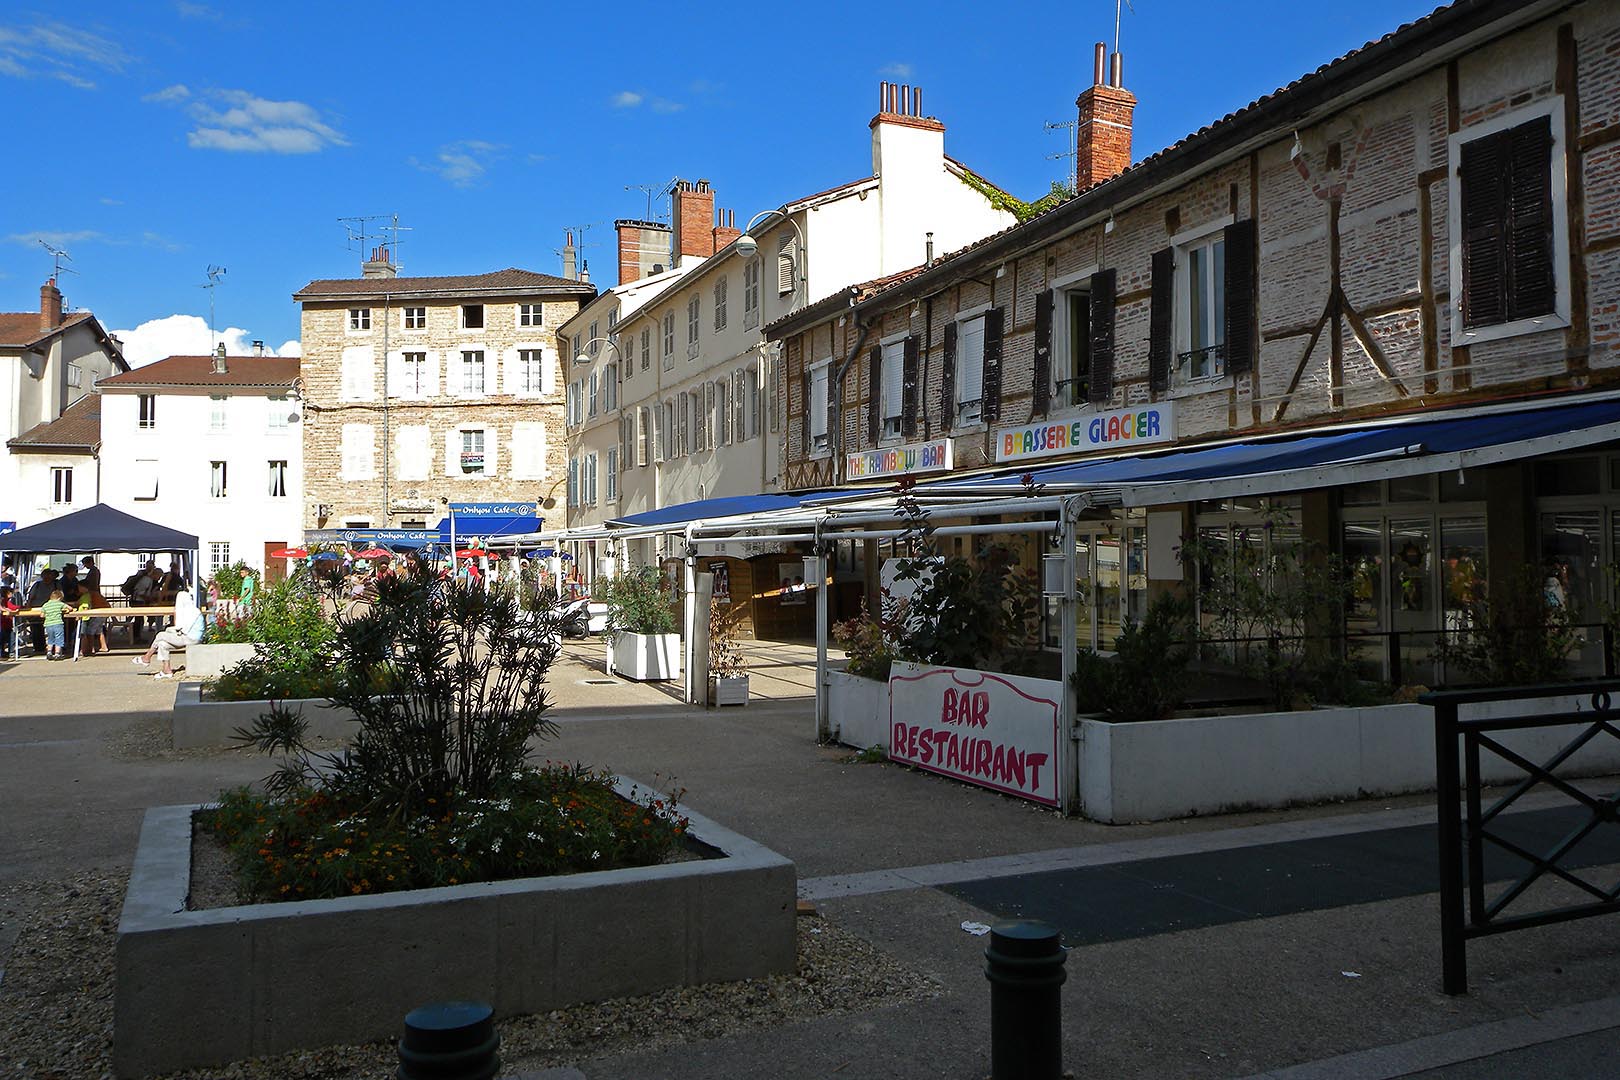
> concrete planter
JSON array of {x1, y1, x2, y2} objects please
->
[
  {"x1": 114, "y1": 778, "x2": 797, "y2": 1078},
  {"x1": 711, "y1": 675, "x2": 749, "y2": 707},
  {"x1": 610, "y1": 632, "x2": 681, "y2": 681},
  {"x1": 184, "y1": 642, "x2": 256, "y2": 679},
  {"x1": 170, "y1": 682, "x2": 356, "y2": 750},
  {"x1": 828, "y1": 670, "x2": 888, "y2": 750},
  {"x1": 1079, "y1": 693, "x2": 1620, "y2": 823}
]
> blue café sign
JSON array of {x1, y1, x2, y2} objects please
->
[
  {"x1": 0, "y1": 521, "x2": 15, "y2": 536},
  {"x1": 306, "y1": 528, "x2": 439, "y2": 545},
  {"x1": 449, "y1": 502, "x2": 538, "y2": 518}
]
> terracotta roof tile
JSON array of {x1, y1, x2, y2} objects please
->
[
  {"x1": 8, "y1": 393, "x2": 100, "y2": 451},
  {"x1": 0, "y1": 310, "x2": 94, "y2": 349},
  {"x1": 293, "y1": 267, "x2": 597, "y2": 302},
  {"x1": 98, "y1": 355, "x2": 300, "y2": 389}
]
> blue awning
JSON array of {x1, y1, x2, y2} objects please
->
[
  {"x1": 607, "y1": 493, "x2": 827, "y2": 529},
  {"x1": 435, "y1": 513, "x2": 543, "y2": 543},
  {"x1": 919, "y1": 398, "x2": 1620, "y2": 504}
]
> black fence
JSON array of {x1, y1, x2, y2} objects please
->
[{"x1": 1426, "y1": 679, "x2": 1620, "y2": 995}]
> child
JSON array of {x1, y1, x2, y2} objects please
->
[
  {"x1": 0, "y1": 585, "x2": 17, "y2": 653},
  {"x1": 40, "y1": 588, "x2": 68, "y2": 661}
]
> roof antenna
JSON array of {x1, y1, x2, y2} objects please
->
[
  {"x1": 1114, "y1": 0, "x2": 1135, "y2": 59},
  {"x1": 198, "y1": 265, "x2": 226, "y2": 357},
  {"x1": 37, "y1": 239, "x2": 78, "y2": 281}
]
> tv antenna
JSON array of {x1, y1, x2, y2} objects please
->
[
  {"x1": 1115, "y1": 0, "x2": 1135, "y2": 57},
  {"x1": 624, "y1": 185, "x2": 659, "y2": 221},
  {"x1": 38, "y1": 240, "x2": 78, "y2": 280},
  {"x1": 338, "y1": 214, "x2": 391, "y2": 256},
  {"x1": 198, "y1": 265, "x2": 226, "y2": 355},
  {"x1": 1043, "y1": 119, "x2": 1079, "y2": 193}
]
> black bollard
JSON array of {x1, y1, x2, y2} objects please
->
[
  {"x1": 984, "y1": 920, "x2": 1067, "y2": 1080},
  {"x1": 397, "y1": 1000, "x2": 500, "y2": 1080}
]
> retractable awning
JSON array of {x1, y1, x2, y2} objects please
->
[
  {"x1": 607, "y1": 492, "x2": 834, "y2": 529},
  {"x1": 435, "y1": 513, "x2": 542, "y2": 544},
  {"x1": 922, "y1": 397, "x2": 1620, "y2": 506}
]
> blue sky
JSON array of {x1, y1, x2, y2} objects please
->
[{"x1": 1, "y1": 0, "x2": 1442, "y2": 364}]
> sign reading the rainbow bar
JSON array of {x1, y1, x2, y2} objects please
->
[
  {"x1": 845, "y1": 439, "x2": 953, "y2": 480},
  {"x1": 993, "y1": 402, "x2": 1176, "y2": 463}
]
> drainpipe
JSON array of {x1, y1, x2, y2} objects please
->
[{"x1": 830, "y1": 315, "x2": 872, "y2": 486}]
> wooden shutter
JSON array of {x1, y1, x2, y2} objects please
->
[
  {"x1": 1223, "y1": 222, "x2": 1257, "y2": 375},
  {"x1": 1460, "y1": 129, "x2": 1509, "y2": 329},
  {"x1": 941, "y1": 321, "x2": 957, "y2": 424},
  {"x1": 867, "y1": 345, "x2": 882, "y2": 444},
  {"x1": 1032, "y1": 291, "x2": 1053, "y2": 416},
  {"x1": 1507, "y1": 115, "x2": 1555, "y2": 322},
  {"x1": 982, "y1": 307, "x2": 1005, "y2": 424},
  {"x1": 902, "y1": 335, "x2": 920, "y2": 437},
  {"x1": 1089, "y1": 270, "x2": 1117, "y2": 405},
  {"x1": 1147, "y1": 250, "x2": 1174, "y2": 393}
]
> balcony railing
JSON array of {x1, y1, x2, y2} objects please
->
[{"x1": 1177, "y1": 343, "x2": 1227, "y2": 382}]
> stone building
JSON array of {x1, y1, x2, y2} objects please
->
[
  {"x1": 769, "y1": 0, "x2": 1620, "y2": 681},
  {"x1": 293, "y1": 252, "x2": 595, "y2": 532}
]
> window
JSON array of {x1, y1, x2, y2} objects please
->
[
  {"x1": 639, "y1": 407, "x2": 652, "y2": 466},
  {"x1": 956, "y1": 316, "x2": 986, "y2": 426},
  {"x1": 209, "y1": 542, "x2": 231, "y2": 573},
  {"x1": 462, "y1": 304, "x2": 484, "y2": 329},
  {"x1": 572, "y1": 333, "x2": 583, "y2": 364},
  {"x1": 1057, "y1": 288, "x2": 1091, "y2": 409},
  {"x1": 602, "y1": 363, "x2": 618, "y2": 411},
  {"x1": 1179, "y1": 234, "x2": 1226, "y2": 381},
  {"x1": 808, "y1": 362, "x2": 830, "y2": 452},
  {"x1": 66, "y1": 362, "x2": 81, "y2": 388},
  {"x1": 209, "y1": 394, "x2": 229, "y2": 432},
  {"x1": 461, "y1": 351, "x2": 485, "y2": 395},
  {"x1": 461, "y1": 429, "x2": 486, "y2": 475},
  {"x1": 349, "y1": 308, "x2": 371, "y2": 331},
  {"x1": 714, "y1": 275, "x2": 728, "y2": 332},
  {"x1": 518, "y1": 303, "x2": 543, "y2": 327},
  {"x1": 660, "y1": 400, "x2": 673, "y2": 461},
  {"x1": 710, "y1": 381, "x2": 723, "y2": 446},
  {"x1": 606, "y1": 448, "x2": 619, "y2": 501},
  {"x1": 687, "y1": 297, "x2": 700, "y2": 357},
  {"x1": 584, "y1": 453, "x2": 598, "y2": 505},
  {"x1": 744, "y1": 258, "x2": 761, "y2": 328},
  {"x1": 268, "y1": 460, "x2": 288, "y2": 497},
  {"x1": 267, "y1": 394, "x2": 290, "y2": 431},
  {"x1": 138, "y1": 394, "x2": 156, "y2": 430},
  {"x1": 777, "y1": 234, "x2": 795, "y2": 296},
  {"x1": 588, "y1": 370, "x2": 598, "y2": 416},
  {"x1": 589, "y1": 321, "x2": 599, "y2": 356},
  {"x1": 744, "y1": 366, "x2": 759, "y2": 440},
  {"x1": 732, "y1": 370, "x2": 747, "y2": 442},
  {"x1": 51, "y1": 466, "x2": 73, "y2": 505},
  {"x1": 402, "y1": 352, "x2": 429, "y2": 397},
  {"x1": 210, "y1": 460, "x2": 228, "y2": 498},
  {"x1": 880, "y1": 340, "x2": 905, "y2": 439},
  {"x1": 693, "y1": 387, "x2": 707, "y2": 450},
  {"x1": 663, "y1": 311, "x2": 676, "y2": 368},
  {"x1": 519, "y1": 350, "x2": 544, "y2": 393},
  {"x1": 640, "y1": 327, "x2": 651, "y2": 371},
  {"x1": 133, "y1": 459, "x2": 158, "y2": 500},
  {"x1": 1455, "y1": 110, "x2": 1561, "y2": 335},
  {"x1": 677, "y1": 393, "x2": 690, "y2": 456},
  {"x1": 404, "y1": 306, "x2": 426, "y2": 329}
]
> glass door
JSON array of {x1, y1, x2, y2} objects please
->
[
  {"x1": 1342, "y1": 519, "x2": 1385, "y2": 679},
  {"x1": 1389, "y1": 518, "x2": 1435, "y2": 685}
]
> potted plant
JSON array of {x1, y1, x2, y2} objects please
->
[
  {"x1": 709, "y1": 598, "x2": 748, "y2": 706},
  {"x1": 601, "y1": 565, "x2": 681, "y2": 681}
]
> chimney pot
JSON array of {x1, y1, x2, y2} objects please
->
[
  {"x1": 212, "y1": 343, "x2": 227, "y2": 374},
  {"x1": 1093, "y1": 43, "x2": 1107, "y2": 86},
  {"x1": 1110, "y1": 52, "x2": 1124, "y2": 88},
  {"x1": 252, "y1": 339, "x2": 265, "y2": 356}
]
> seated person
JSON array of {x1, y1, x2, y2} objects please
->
[{"x1": 132, "y1": 588, "x2": 204, "y2": 679}]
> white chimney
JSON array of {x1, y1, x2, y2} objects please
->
[{"x1": 212, "y1": 343, "x2": 227, "y2": 374}]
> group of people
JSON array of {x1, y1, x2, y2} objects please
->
[{"x1": 0, "y1": 557, "x2": 192, "y2": 661}]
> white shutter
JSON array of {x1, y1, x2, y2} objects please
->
[
  {"x1": 397, "y1": 425, "x2": 430, "y2": 480},
  {"x1": 444, "y1": 429, "x2": 461, "y2": 477},
  {"x1": 385, "y1": 351, "x2": 404, "y2": 399},
  {"x1": 501, "y1": 349, "x2": 518, "y2": 397},
  {"x1": 777, "y1": 234, "x2": 794, "y2": 295},
  {"x1": 541, "y1": 347, "x2": 558, "y2": 395},
  {"x1": 340, "y1": 346, "x2": 375, "y2": 402},
  {"x1": 445, "y1": 351, "x2": 463, "y2": 397},
  {"x1": 484, "y1": 427, "x2": 500, "y2": 477},
  {"x1": 134, "y1": 459, "x2": 159, "y2": 499},
  {"x1": 959, "y1": 318, "x2": 985, "y2": 408},
  {"x1": 883, "y1": 341, "x2": 905, "y2": 422},
  {"x1": 424, "y1": 351, "x2": 440, "y2": 397},
  {"x1": 342, "y1": 423, "x2": 375, "y2": 480},
  {"x1": 809, "y1": 365, "x2": 829, "y2": 440}
]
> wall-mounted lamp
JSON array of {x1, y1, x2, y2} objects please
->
[
  {"x1": 1104, "y1": 214, "x2": 1116, "y2": 234},
  {"x1": 995, "y1": 264, "x2": 1007, "y2": 279}
]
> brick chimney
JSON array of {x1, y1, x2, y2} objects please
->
[
  {"x1": 712, "y1": 208, "x2": 741, "y2": 252},
  {"x1": 361, "y1": 245, "x2": 397, "y2": 279},
  {"x1": 671, "y1": 179, "x2": 717, "y2": 262},
  {"x1": 1075, "y1": 43, "x2": 1136, "y2": 189},
  {"x1": 40, "y1": 277, "x2": 62, "y2": 332}
]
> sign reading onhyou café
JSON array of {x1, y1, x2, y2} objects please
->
[
  {"x1": 887, "y1": 661, "x2": 1061, "y2": 807},
  {"x1": 448, "y1": 502, "x2": 538, "y2": 517},
  {"x1": 845, "y1": 439, "x2": 953, "y2": 481},
  {"x1": 993, "y1": 401, "x2": 1175, "y2": 463}
]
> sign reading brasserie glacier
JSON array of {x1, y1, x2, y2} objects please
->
[
  {"x1": 887, "y1": 661, "x2": 1061, "y2": 807},
  {"x1": 845, "y1": 439, "x2": 953, "y2": 481},
  {"x1": 993, "y1": 402, "x2": 1175, "y2": 463}
]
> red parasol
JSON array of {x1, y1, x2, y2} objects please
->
[
  {"x1": 269, "y1": 547, "x2": 309, "y2": 558},
  {"x1": 353, "y1": 547, "x2": 391, "y2": 559},
  {"x1": 455, "y1": 549, "x2": 485, "y2": 558}
]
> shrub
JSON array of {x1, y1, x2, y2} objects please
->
[
  {"x1": 1437, "y1": 566, "x2": 1580, "y2": 686},
  {"x1": 1071, "y1": 594, "x2": 1194, "y2": 723},
  {"x1": 208, "y1": 577, "x2": 334, "y2": 647},
  {"x1": 832, "y1": 603, "x2": 902, "y2": 681},
  {"x1": 895, "y1": 545, "x2": 1041, "y2": 676},
  {"x1": 209, "y1": 560, "x2": 258, "y2": 601},
  {"x1": 709, "y1": 599, "x2": 747, "y2": 679},
  {"x1": 601, "y1": 565, "x2": 677, "y2": 636}
]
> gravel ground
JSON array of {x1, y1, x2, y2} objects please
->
[{"x1": 0, "y1": 870, "x2": 939, "y2": 1080}]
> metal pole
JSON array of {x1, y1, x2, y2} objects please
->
[
  {"x1": 810, "y1": 534, "x2": 830, "y2": 742},
  {"x1": 985, "y1": 920, "x2": 1067, "y2": 1079},
  {"x1": 1435, "y1": 697, "x2": 1467, "y2": 994},
  {"x1": 1058, "y1": 498, "x2": 1080, "y2": 816}
]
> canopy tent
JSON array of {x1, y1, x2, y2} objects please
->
[
  {"x1": 0, "y1": 503, "x2": 199, "y2": 555},
  {"x1": 434, "y1": 512, "x2": 542, "y2": 545}
]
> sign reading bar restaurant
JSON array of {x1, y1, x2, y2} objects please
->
[
  {"x1": 993, "y1": 402, "x2": 1175, "y2": 463},
  {"x1": 845, "y1": 439, "x2": 953, "y2": 480},
  {"x1": 887, "y1": 661, "x2": 1061, "y2": 807},
  {"x1": 448, "y1": 502, "x2": 538, "y2": 517}
]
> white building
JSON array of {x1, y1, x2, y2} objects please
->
[
  {"x1": 97, "y1": 348, "x2": 303, "y2": 583},
  {"x1": 1, "y1": 277, "x2": 128, "y2": 529}
]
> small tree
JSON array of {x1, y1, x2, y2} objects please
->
[
  {"x1": 709, "y1": 599, "x2": 747, "y2": 679},
  {"x1": 895, "y1": 545, "x2": 1041, "y2": 675},
  {"x1": 600, "y1": 565, "x2": 678, "y2": 635},
  {"x1": 1438, "y1": 566, "x2": 1580, "y2": 686},
  {"x1": 1071, "y1": 593, "x2": 1194, "y2": 722}
]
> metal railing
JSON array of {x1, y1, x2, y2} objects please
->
[
  {"x1": 1176, "y1": 343, "x2": 1226, "y2": 381},
  {"x1": 1426, "y1": 678, "x2": 1620, "y2": 994}
]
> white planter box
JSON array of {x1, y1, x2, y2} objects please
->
[
  {"x1": 114, "y1": 779, "x2": 797, "y2": 1078},
  {"x1": 828, "y1": 670, "x2": 889, "y2": 750},
  {"x1": 1079, "y1": 693, "x2": 1620, "y2": 824},
  {"x1": 610, "y1": 632, "x2": 681, "y2": 681},
  {"x1": 184, "y1": 642, "x2": 256, "y2": 679},
  {"x1": 712, "y1": 675, "x2": 749, "y2": 707},
  {"x1": 171, "y1": 682, "x2": 357, "y2": 750}
]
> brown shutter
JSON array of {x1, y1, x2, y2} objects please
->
[
  {"x1": 866, "y1": 345, "x2": 882, "y2": 445},
  {"x1": 1148, "y1": 250, "x2": 1174, "y2": 393},
  {"x1": 941, "y1": 321, "x2": 957, "y2": 427},
  {"x1": 1223, "y1": 221, "x2": 1257, "y2": 375},
  {"x1": 901, "y1": 334, "x2": 920, "y2": 437},
  {"x1": 1089, "y1": 269, "x2": 1116, "y2": 406},
  {"x1": 982, "y1": 307, "x2": 1005, "y2": 424},
  {"x1": 1507, "y1": 115, "x2": 1556, "y2": 322},
  {"x1": 800, "y1": 353, "x2": 810, "y2": 444},
  {"x1": 1032, "y1": 290, "x2": 1053, "y2": 416},
  {"x1": 1460, "y1": 128, "x2": 1509, "y2": 329}
]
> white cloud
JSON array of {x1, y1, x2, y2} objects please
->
[
  {"x1": 142, "y1": 83, "x2": 190, "y2": 104},
  {"x1": 411, "y1": 139, "x2": 504, "y2": 187},
  {"x1": 0, "y1": 19, "x2": 132, "y2": 90},
  {"x1": 612, "y1": 89, "x2": 684, "y2": 114},
  {"x1": 99, "y1": 196, "x2": 123, "y2": 206},
  {"x1": 150, "y1": 87, "x2": 347, "y2": 154},
  {"x1": 110, "y1": 314, "x2": 299, "y2": 367},
  {"x1": 878, "y1": 62, "x2": 914, "y2": 78},
  {"x1": 611, "y1": 90, "x2": 643, "y2": 108},
  {"x1": 650, "y1": 98, "x2": 684, "y2": 114},
  {"x1": 6, "y1": 229, "x2": 108, "y2": 248},
  {"x1": 175, "y1": 2, "x2": 223, "y2": 20}
]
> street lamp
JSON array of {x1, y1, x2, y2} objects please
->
[
  {"x1": 733, "y1": 209, "x2": 807, "y2": 308},
  {"x1": 571, "y1": 335, "x2": 625, "y2": 367}
]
